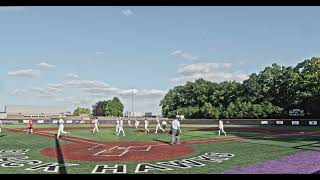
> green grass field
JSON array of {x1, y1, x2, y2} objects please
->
[{"x1": 1, "y1": 124, "x2": 320, "y2": 174}]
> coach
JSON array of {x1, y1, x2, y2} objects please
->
[{"x1": 171, "y1": 116, "x2": 182, "y2": 145}]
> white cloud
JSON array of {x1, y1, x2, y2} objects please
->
[
  {"x1": 177, "y1": 63, "x2": 232, "y2": 75},
  {"x1": 121, "y1": 9, "x2": 134, "y2": 16},
  {"x1": 10, "y1": 89, "x2": 28, "y2": 96},
  {"x1": 29, "y1": 87, "x2": 58, "y2": 97},
  {"x1": 64, "y1": 80, "x2": 110, "y2": 89},
  {"x1": 36, "y1": 62, "x2": 56, "y2": 68},
  {"x1": 8, "y1": 69, "x2": 41, "y2": 78},
  {"x1": 95, "y1": 51, "x2": 105, "y2": 55},
  {"x1": 171, "y1": 50, "x2": 199, "y2": 61},
  {"x1": 0, "y1": 7, "x2": 25, "y2": 11},
  {"x1": 171, "y1": 72, "x2": 249, "y2": 84},
  {"x1": 65, "y1": 73, "x2": 79, "y2": 79}
]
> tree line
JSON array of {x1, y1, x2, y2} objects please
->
[
  {"x1": 160, "y1": 57, "x2": 320, "y2": 119},
  {"x1": 73, "y1": 97, "x2": 124, "y2": 117}
]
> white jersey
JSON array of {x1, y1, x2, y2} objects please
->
[
  {"x1": 145, "y1": 120, "x2": 149, "y2": 125},
  {"x1": 59, "y1": 119, "x2": 64, "y2": 126},
  {"x1": 119, "y1": 120, "x2": 123, "y2": 127},
  {"x1": 161, "y1": 121, "x2": 167, "y2": 125},
  {"x1": 156, "y1": 118, "x2": 160, "y2": 125},
  {"x1": 171, "y1": 119, "x2": 180, "y2": 130},
  {"x1": 94, "y1": 119, "x2": 99, "y2": 125},
  {"x1": 0, "y1": 120, "x2": 3, "y2": 127},
  {"x1": 219, "y1": 120, "x2": 224, "y2": 128}
]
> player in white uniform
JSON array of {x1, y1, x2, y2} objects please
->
[
  {"x1": 161, "y1": 120, "x2": 167, "y2": 130},
  {"x1": 144, "y1": 118, "x2": 150, "y2": 133},
  {"x1": 57, "y1": 118, "x2": 70, "y2": 139},
  {"x1": 0, "y1": 120, "x2": 3, "y2": 133},
  {"x1": 128, "y1": 119, "x2": 131, "y2": 127},
  {"x1": 218, "y1": 119, "x2": 226, "y2": 136},
  {"x1": 92, "y1": 118, "x2": 99, "y2": 133},
  {"x1": 135, "y1": 119, "x2": 140, "y2": 128},
  {"x1": 117, "y1": 117, "x2": 125, "y2": 136},
  {"x1": 115, "y1": 117, "x2": 120, "y2": 133},
  {"x1": 155, "y1": 116, "x2": 165, "y2": 133}
]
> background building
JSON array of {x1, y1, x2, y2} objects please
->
[{"x1": 5, "y1": 105, "x2": 66, "y2": 120}]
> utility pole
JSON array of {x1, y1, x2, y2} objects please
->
[{"x1": 132, "y1": 88, "x2": 134, "y2": 118}]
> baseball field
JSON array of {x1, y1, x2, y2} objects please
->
[{"x1": 1, "y1": 124, "x2": 320, "y2": 174}]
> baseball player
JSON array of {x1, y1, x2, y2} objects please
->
[
  {"x1": 155, "y1": 116, "x2": 165, "y2": 133},
  {"x1": 116, "y1": 117, "x2": 120, "y2": 133},
  {"x1": 144, "y1": 118, "x2": 149, "y2": 133},
  {"x1": 218, "y1": 119, "x2": 226, "y2": 136},
  {"x1": 57, "y1": 118, "x2": 70, "y2": 139},
  {"x1": 26, "y1": 119, "x2": 33, "y2": 134},
  {"x1": 128, "y1": 119, "x2": 131, "y2": 127},
  {"x1": 92, "y1": 117, "x2": 99, "y2": 133},
  {"x1": 134, "y1": 119, "x2": 140, "y2": 129},
  {"x1": 161, "y1": 120, "x2": 167, "y2": 130},
  {"x1": 0, "y1": 120, "x2": 3, "y2": 133},
  {"x1": 117, "y1": 117, "x2": 125, "y2": 136}
]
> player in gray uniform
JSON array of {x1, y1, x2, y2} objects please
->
[
  {"x1": 218, "y1": 119, "x2": 226, "y2": 136},
  {"x1": 92, "y1": 117, "x2": 99, "y2": 133},
  {"x1": 57, "y1": 118, "x2": 70, "y2": 139},
  {"x1": 0, "y1": 120, "x2": 3, "y2": 133},
  {"x1": 155, "y1": 116, "x2": 165, "y2": 133},
  {"x1": 117, "y1": 117, "x2": 125, "y2": 136}
]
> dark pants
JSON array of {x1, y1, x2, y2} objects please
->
[{"x1": 171, "y1": 129, "x2": 180, "y2": 144}]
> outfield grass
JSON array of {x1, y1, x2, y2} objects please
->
[{"x1": 0, "y1": 125, "x2": 319, "y2": 174}]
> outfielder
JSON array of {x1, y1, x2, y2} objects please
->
[
  {"x1": 117, "y1": 117, "x2": 125, "y2": 136},
  {"x1": 155, "y1": 116, "x2": 165, "y2": 133},
  {"x1": 92, "y1": 117, "x2": 99, "y2": 133},
  {"x1": 26, "y1": 119, "x2": 33, "y2": 134},
  {"x1": 218, "y1": 119, "x2": 226, "y2": 136},
  {"x1": 135, "y1": 119, "x2": 140, "y2": 129},
  {"x1": 57, "y1": 118, "x2": 70, "y2": 139},
  {"x1": 144, "y1": 118, "x2": 149, "y2": 133},
  {"x1": 128, "y1": 119, "x2": 131, "y2": 127},
  {"x1": 0, "y1": 120, "x2": 3, "y2": 133},
  {"x1": 116, "y1": 117, "x2": 120, "y2": 133}
]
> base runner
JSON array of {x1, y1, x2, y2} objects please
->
[
  {"x1": 26, "y1": 119, "x2": 33, "y2": 134},
  {"x1": 57, "y1": 118, "x2": 70, "y2": 139},
  {"x1": 117, "y1": 117, "x2": 125, "y2": 136},
  {"x1": 218, "y1": 119, "x2": 226, "y2": 136},
  {"x1": 144, "y1": 118, "x2": 150, "y2": 133},
  {"x1": 92, "y1": 117, "x2": 99, "y2": 133},
  {"x1": 0, "y1": 120, "x2": 3, "y2": 133},
  {"x1": 155, "y1": 116, "x2": 165, "y2": 133}
]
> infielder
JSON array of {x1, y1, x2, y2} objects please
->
[
  {"x1": 155, "y1": 116, "x2": 165, "y2": 133},
  {"x1": 26, "y1": 119, "x2": 33, "y2": 134},
  {"x1": 57, "y1": 118, "x2": 70, "y2": 139},
  {"x1": 117, "y1": 117, "x2": 125, "y2": 136},
  {"x1": 116, "y1": 117, "x2": 120, "y2": 133},
  {"x1": 0, "y1": 120, "x2": 3, "y2": 133},
  {"x1": 218, "y1": 119, "x2": 226, "y2": 136},
  {"x1": 134, "y1": 119, "x2": 140, "y2": 129},
  {"x1": 92, "y1": 117, "x2": 99, "y2": 133},
  {"x1": 144, "y1": 118, "x2": 149, "y2": 133}
]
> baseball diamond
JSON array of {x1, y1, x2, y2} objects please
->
[{"x1": 1, "y1": 123, "x2": 320, "y2": 174}]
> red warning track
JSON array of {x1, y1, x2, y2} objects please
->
[{"x1": 5, "y1": 127, "x2": 242, "y2": 162}]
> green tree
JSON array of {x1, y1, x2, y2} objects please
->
[
  {"x1": 104, "y1": 97, "x2": 124, "y2": 117},
  {"x1": 73, "y1": 107, "x2": 91, "y2": 116}
]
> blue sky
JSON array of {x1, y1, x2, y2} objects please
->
[{"x1": 1, "y1": 6, "x2": 320, "y2": 114}]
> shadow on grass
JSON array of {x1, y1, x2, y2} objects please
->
[
  {"x1": 55, "y1": 138, "x2": 67, "y2": 174},
  {"x1": 0, "y1": 134, "x2": 7, "y2": 137},
  {"x1": 153, "y1": 139, "x2": 171, "y2": 145}
]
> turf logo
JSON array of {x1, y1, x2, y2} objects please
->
[{"x1": 92, "y1": 152, "x2": 235, "y2": 174}]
